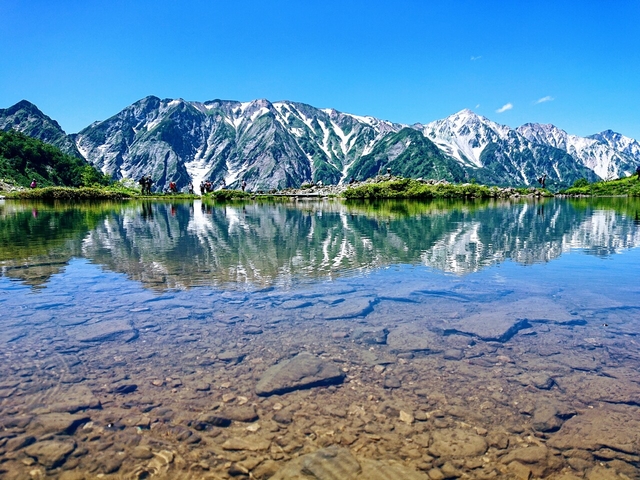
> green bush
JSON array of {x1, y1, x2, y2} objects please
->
[
  {"x1": 8, "y1": 186, "x2": 132, "y2": 200},
  {"x1": 572, "y1": 178, "x2": 590, "y2": 188},
  {"x1": 208, "y1": 189, "x2": 251, "y2": 201},
  {"x1": 343, "y1": 179, "x2": 499, "y2": 200}
]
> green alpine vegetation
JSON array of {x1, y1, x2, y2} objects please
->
[
  {"x1": 0, "y1": 129, "x2": 111, "y2": 188},
  {"x1": 560, "y1": 176, "x2": 640, "y2": 196},
  {"x1": 8, "y1": 186, "x2": 133, "y2": 200},
  {"x1": 347, "y1": 128, "x2": 467, "y2": 182},
  {"x1": 343, "y1": 177, "x2": 524, "y2": 200}
]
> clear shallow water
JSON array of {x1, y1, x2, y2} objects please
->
[{"x1": 1, "y1": 197, "x2": 640, "y2": 479}]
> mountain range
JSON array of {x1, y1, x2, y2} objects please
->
[{"x1": 2, "y1": 97, "x2": 639, "y2": 192}]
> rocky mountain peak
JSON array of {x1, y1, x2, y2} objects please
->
[
  {"x1": 517, "y1": 123, "x2": 570, "y2": 150},
  {"x1": 0, "y1": 100, "x2": 82, "y2": 158}
]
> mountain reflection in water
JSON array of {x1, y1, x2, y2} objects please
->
[
  {"x1": 1, "y1": 197, "x2": 640, "y2": 479},
  {"x1": 1, "y1": 197, "x2": 640, "y2": 290}
]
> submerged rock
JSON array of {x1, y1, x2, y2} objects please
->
[
  {"x1": 256, "y1": 352, "x2": 345, "y2": 396},
  {"x1": 555, "y1": 373, "x2": 640, "y2": 405},
  {"x1": 548, "y1": 406, "x2": 640, "y2": 455},
  {"x1": 352, "y1": 328, "x2": 389, "y2": 345},
  {"x1": 429, "y1": 429, "x2": 488, "y2": 458},
  {"x1": 25, "y1": 439, "x2": 76, "y2": 469},
  {"x1": 444, "y1": 314, "x2": 531, "y2": 342},
  {"x1": 221, "y1": 436, "x2": 270, "y2": 451},
  {"x1": 33, "y1": 413, "x2": 90, "y2": 435},
  {"x1": 532, "y1": 402, "x2": 575, "y2": 433},
  {"x1": 321, "y1": 297, "x2": 375, "y2": 320},
  {"x1": 270, "y1": 446, "x2": 429, "y2": 480},
  {"x1": 222, "y1": 406, "x2": 259, "y2": 422},
  {"x1": 71, "y1": 319, "x2": 138, "y2": 342},
  {"x1": 387, "y1": 323, "x2": 443, "y2": 354}
]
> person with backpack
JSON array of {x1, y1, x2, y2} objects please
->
[
  {"x1": 537, "y1": 174, "x2": 547, "y2": 189},
  {"x1": 30, "y1": 179, "x2": 37, "y2": 189}
]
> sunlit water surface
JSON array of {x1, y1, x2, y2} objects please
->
[{"x1": 1, "y1": 197, "x2": 640, "y2": 479}]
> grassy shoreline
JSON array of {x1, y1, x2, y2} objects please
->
[
  {"x1": 558, "y1": 175, "x2": 640, "y2": 196},
  {"x1": 342, "y1": 178, "x2": 548, "y2": 199},
  {"x1": 3, "y1": 175, "x2": 640, "y2": 201}
]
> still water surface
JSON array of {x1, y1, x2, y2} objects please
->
[{"x1": 1, "y1": 198, "x2": 639, "y2": 479}]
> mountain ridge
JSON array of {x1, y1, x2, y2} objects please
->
[{"x1": 1, "y1": 97, "x2": 637, "y2": 191}]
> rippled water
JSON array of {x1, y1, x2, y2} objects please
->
[{"x1": 1, "y1": 197, "x2": 639, "y2": 479}]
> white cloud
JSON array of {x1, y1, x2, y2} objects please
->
[
  {"x1": 475, "y1": 104, "x2": 480, "y2": 108},
  {"x1": 535, "y1": 96, "x2": 554, "y2": 104},
  {"x1": 496, "y1": 103, "x2": 513, "y2": 113},
  {"x1": 470, "y1": 56, "x2": 482, "y2": 61}
]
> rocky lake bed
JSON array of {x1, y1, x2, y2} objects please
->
[
  {"x1": 1, "y1": 198, "x2": 640, "y2": 479},
  {"x1": 1, "y1": 263, "x2": 640, "y2": 480}
]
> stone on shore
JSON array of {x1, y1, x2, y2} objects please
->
[{"x1": 256, "y1": 352, "x2": 345, "y2": 396}]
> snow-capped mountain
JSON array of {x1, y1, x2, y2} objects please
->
[
  {"x1": 420, "y1": 109, "x2": 512, "y2": 168},
  {"x1": 517, "y1": 123, "x2": 637, "y2": 180},
  {"x1": 2, "y1": 98, "x2": 639, "y2": 191},
  {"x1": 420, "y1": 110, "x2": 599, "y2": 186},
  {"x1": 74, "y1": 96, "x2": 406, "y2": 192},
  {"x1": 589, "y1": 130, "x2": 640, "y2": 159}
]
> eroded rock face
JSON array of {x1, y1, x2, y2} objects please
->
[{"x1": 256, "y1": 352, "x2": 345, "y2": 396}]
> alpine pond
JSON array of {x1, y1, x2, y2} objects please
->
[{"x1": 1, "y1": 197, "x2": 640, "y2": 479}]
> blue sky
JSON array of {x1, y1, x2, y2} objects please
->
[{"x1": 1, "y1": 0, "x2": 639, "y2": 138}]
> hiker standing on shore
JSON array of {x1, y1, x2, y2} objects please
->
[
  {"x1": 537, "y1": 174, "x2": 547, "y2": 189},
  {"x1": 144, "y1": 176, "x2": 153, "y2": 194}
]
